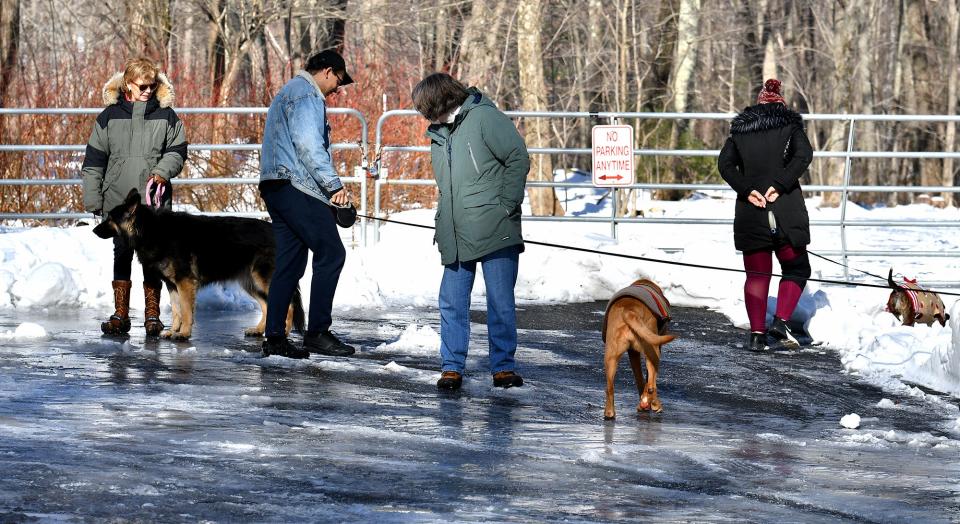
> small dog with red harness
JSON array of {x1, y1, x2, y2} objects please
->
[
  {"x1": 602, "y1": 279, "x2": 676, "y2": 420},
  {"x1": 886, "y1": 269, "x2": 949, "y2": 327}
]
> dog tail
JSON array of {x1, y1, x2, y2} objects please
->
[
  {"x1": 291, "y1": 286, "x2": 306, "y2": 333},
  {"x1": 624, "y1": 310, "x2": 676, "y2": 349}
]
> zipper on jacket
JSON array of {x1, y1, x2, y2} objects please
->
[
  {"x1": 467, "y1": 141, "x2": 480, "y2": 175},
  {"x1": 447, "y1": 139, "x2": 453, "y2": 173}
]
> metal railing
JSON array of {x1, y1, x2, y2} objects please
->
[
  {"x1": 373, "y1": 110, "x2": 960, "y2": 282},
  {"x1": 4, "y1": 107, "x2": 960, "y2": 283},
  {"x1": 0, "y1": 107, "x2": 371, "y2": 244}
]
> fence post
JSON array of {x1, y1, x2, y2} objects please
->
[{"x1": 839, "y1": 118, "x2": 857, "y2": 281}]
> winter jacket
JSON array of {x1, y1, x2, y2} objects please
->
[
  {"x1": 426, "y1": 88, "x2": 530, "y2": 265},
  {"x1": 82, "y1": 72, "x2": 187, "y2": 213},
  {"x1": 259, "y1": 71, "x2": 343, "y2": 205},
  {"x1": 718, "y1": 103, "x2": 814, "y2": 252}
]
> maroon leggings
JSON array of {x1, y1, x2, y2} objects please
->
[{"x1": 742, "y1": 245, "x2": 806, "y2": 332}]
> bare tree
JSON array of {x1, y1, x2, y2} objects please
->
[
  {"x1": 0, "y1": 0, "x2": 19, "y2": 108},
  {"x1": 517, "y1": 0, "x2": 563, "y2": 216}
]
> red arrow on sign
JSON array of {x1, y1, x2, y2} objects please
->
[{"x1": 598, "y1": 175, "x2": 624, "y2": 180}]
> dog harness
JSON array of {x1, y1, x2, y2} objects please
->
[{"x1": 601, "y1": 282, "x2": 671, "y2": 342}]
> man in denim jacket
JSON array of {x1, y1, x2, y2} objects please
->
[{"x1": 258, "y1": 50, "x2": 356, "y2": 359}]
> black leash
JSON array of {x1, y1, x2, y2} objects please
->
[
  {"x1": 806, "y1": 250, "x2": 890, "y2": 282},
  {"x1": 358, "y1": 213, "x2": 960, "y2": 298}
]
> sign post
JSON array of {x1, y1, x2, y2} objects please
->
[{"x1": 591, "y1": 125, "x2": 635, "y2": 187}]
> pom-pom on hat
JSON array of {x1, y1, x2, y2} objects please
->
[{"x1": 757, "y1": 79, "x2": 785, "y2": 105}]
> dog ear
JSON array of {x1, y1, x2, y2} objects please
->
[
  {"x1": 125, "y1": 188, "x2": 141, "y2": 205},
  {"x1": 123, "y1": 189, "x2": 140, "y2": 217}
]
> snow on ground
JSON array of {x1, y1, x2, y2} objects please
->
[{"x1": 2, "y1": 170, "x2": 959, "y2": 400}]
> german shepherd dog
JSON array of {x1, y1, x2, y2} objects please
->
[
  {"x1": 94, "y1": 189, "x2": 304, "y2": 340},
  {"x1": 602, "y1": 279, "x2": 676, "y2": 420}
]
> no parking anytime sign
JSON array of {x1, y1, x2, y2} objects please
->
[{"x1": 591, "y1": 125, "x2": 634, "y2": 187}]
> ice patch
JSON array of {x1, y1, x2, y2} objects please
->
[
  {"x1": 756, "y1": 433, "x2": 807, "y2": 446},
  {"x1": 876, "y1": 398, "x2": 897, "y2": 409}
]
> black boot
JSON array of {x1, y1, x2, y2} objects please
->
[
  {"x1": 747, "y1": 332, "x2": 769, "y2": 351},
  {"x1": 262, "y1": 337, "x2": 310, "y2": 359},
  {"x1": 767, "y1": 317, "x2": 800, "y2": 349},
  {"x1": 303, "y1": 330, "x2": 355, "y2": 357}
]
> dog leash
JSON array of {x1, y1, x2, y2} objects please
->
[
  {"x1": 145, "y1": 178, "x2": 166, "y2": 209},
  {"x1": 806, "y1": 250, "x2": 891, "y2": 282},
  {"x1": 355, "y1": 212, "x2": 960, "y2": 298}
]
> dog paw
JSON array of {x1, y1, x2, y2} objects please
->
[
  {"x1": 640, "y1": 397, "x2": 662, "y2": 413},
  {"x1": 171, "y1": 332, "x2": 191, "y2": 341},
  {"x1": 244, "y1": 328, "x2": 264, "y2": 337},
  {"x1": 604, "y1": 412, "x2": 616, "y2": 420},
  {"x1": 160, "y1": 330, "x2": 174, "y2": 339}
]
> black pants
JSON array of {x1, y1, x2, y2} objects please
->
[
  {"x1": 260, "y1": 182, "x2": 345, "y2": 338},
  {"x1": 112, "y1": 236, "x2": 161, "y2": 286}
]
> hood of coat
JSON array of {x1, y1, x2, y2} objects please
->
[
  {"x1": 101, "y1": 71, "x2": 175, "y2": 108},
  {"x1": 425, "y1": 87, "x2": 498, "y2": 140},
  {"x1": 730, "y1": 103, "x2": 803, "y2": 135}
]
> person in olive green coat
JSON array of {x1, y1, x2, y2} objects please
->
[
  {"x1": 81, "y1": 57, "x2": 188, "y2": 336},
  {"x1": 412, "y1": 73, "x2": 530, "y2": 391}
]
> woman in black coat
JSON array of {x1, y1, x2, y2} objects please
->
[{"x1": 718, "y1": 79, "x2": 814, "y2": 351}]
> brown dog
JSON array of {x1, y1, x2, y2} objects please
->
[
  {"x1": 886, "y1": 269, "x2": 949, "y2": 327},
  {"x1": 602, "y1": 279, "x2": 676, "y2": 420}
]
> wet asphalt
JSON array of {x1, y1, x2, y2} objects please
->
[{"x1": 0, "y1": 302, "x2": 958, "y2": 523}]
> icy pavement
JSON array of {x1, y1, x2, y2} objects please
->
[{"x1": 0, "y1": 303, "x2": 958, "y2": 523}]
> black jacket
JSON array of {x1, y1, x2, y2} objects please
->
[{"x1": 718, "y1": 103, "x2": 814, "y2": 252}]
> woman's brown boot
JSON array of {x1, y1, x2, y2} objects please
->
[
  {"x1": 101, "y1": 280, "x2": 132, "y2": 335},
  {"x1": 143, "y1": 283, "x2": 165, "y2": 337}
]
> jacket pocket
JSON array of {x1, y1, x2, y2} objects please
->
[
  {"x1": 102, "y1": 159, "x2": 125, "y2": 192},
  {"x1": 462, "y1": 187, "x2": 498, "y2": 208},
  {"x1": 467, "y1": 141, "x2": 481, "y2": 175}
]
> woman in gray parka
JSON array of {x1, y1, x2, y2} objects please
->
[
  {"x1": 81, "y1": 57, "x2": 188, "y2": 336},
  {"x1": 412, "y1": 73, "x2": 530, "y2": 391}
]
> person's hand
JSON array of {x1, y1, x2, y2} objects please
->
[
  {"x1": 764, "y1": 186, "x2": 780, "y2": 203},
  {"x1": 148, "y1": 174, "x2": 166, "y2": 186},
  {"x1": 330, "y1": 189, "x2": 351, "y2": 207},
  {"x1": 748, "y1": 190, "x2": 766, "y2": 208}
]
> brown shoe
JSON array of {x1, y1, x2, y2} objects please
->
[
  {"x1": 436, "y1": 371, "x2": 463, "y2": 390},
  {"x1": 492, "y1": 371, "x2": 523, "y2": 388}
]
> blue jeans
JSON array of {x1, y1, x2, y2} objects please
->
[
  {"x1": 261, "y1": 182, "x2": 345, "y2": 337},
  {"x1": 439, "y1": 245, "x2": 520, "y2": 374}
]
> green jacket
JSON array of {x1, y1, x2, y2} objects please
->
[
  {"x1": 82, "y1": 72, "x2": 187, "y2": 213},
  {"x1": 426, "y1": 89, "x2": 530, "y2": 265}
]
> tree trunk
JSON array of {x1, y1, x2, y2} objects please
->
[
  {"x1": 821, "y1": 1, "x2": 860, "y2": 207},
  {"x1": 943, "y1": 0, "x2": 958, "y2": 207},
  {"x1": 432, "y1": 0, "x2": 451, "y2": 71},
  {"x1": 0, "y1": 0, "x2": 20, "y2": 108},
  {"x1": 517, "y1": 0, "x2": 563, "y2": 216},
  {"x1": 672, "y1": 0, "x2": 701, "y2": 114},
  {"x1": 458, "y1": 0, "x2": 507, "y2": 91}
]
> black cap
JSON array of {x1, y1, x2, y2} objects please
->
[{"x1": 306, "y1": 50, "x2": 354, "y2": 86}]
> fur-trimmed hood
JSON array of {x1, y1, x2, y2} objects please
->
[
  {"x1": 101, "y1": 72, "x2": 175, "y2": 108},
  {"x1": 730, "y1": 103, "x2": 803, "y2": 135}
]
